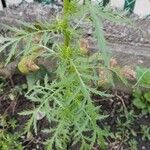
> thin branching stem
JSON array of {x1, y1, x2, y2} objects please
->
[{"x1": 63, "y1": 0, "x2": 70, "y2": 47}]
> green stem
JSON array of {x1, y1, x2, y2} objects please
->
[{"x1": 63, "y1": 0, "x2": 70, "y2": 47}]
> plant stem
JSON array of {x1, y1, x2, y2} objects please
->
[{"x1": 63, "y1": 0, "x2": 70, "y2": 47}]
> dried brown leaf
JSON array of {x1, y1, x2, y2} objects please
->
[
  {"x1": 110, "y1": 58, "x2": 118, "y2": 68},
  {"x1": 26, "y1": 60, "x2": 40, "y2": 72},
  {"x1": 122, "y1": 66, "x2": 136, "y2": 80},
  {"x1": 79, "y1": 38, "x2": 89, "y2": 54}
]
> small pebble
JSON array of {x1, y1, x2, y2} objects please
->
[
  {"x1": 21, "y1": 136, "x2": 25, "y2": 139},
  {"x1": 36, "y1": 145, "x2": 39, "y2": 149},
  {"x1": 142, "y1": 146, "x2": 146, "y2": 150},
  {"x1": 124, "y1": 95, "x2": 130, "y2": 100},
  {"x1": 138, "y1": 60, "x2": 144, "y2": 64}
]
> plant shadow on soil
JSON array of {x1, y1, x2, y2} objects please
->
[{"x1": 0, "y1": 75, "x2": 149, "y2": 150}]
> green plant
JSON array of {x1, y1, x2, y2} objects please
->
[
  {"x1": 135, "y1": 66, "x2": 150, "y2": 88},
  {"x1": 128, "y1": 139, "x2": 138, "y2": 150},
  {"x1": 133, "y1": 66, "x2": 150, "y2": 114},
  {"x1": 0, "y1": 115, "x2": 23, "y2": 150},
  {"x1": 0, "y1": 0, "x2": 131, "y2": 149},
  {"x1": 140, "y1": 125, "x2": 150, "y2": 141},
  {"x1": 0, "y1": 132, "x2": 22, "y2": 150},
  {"x1": 113, "y1": 109, "x2": 136, "y2": 145},
  {"x1": 133, "y1": 90, "x2": 150, "y2": 114},
  {"x1": 20, "y1": 2, "x2": 111, "y2": 149}
]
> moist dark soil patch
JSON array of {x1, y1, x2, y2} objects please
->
[{"x1": 0, "y1": 75, "x2": 149, "y2": 150}]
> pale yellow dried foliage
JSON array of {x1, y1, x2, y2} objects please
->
[
  {"x1": 122, "y1": 66, "x2": 136, "y2": 80},
  {"x1": 79, "y1": 38, "x2": 89, "y2": 54}
]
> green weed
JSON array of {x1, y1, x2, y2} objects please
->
[
  {"x1": 0, "y1": 0, "x2": 132, "y2": 149},
  {"x1": 133, "y1": 66, "x2": 150, "y2": 114},
  {"x1": 140, "y1": 125, "x2": 150, "y2": 141},
  {"x1": 0, "y1": 115, "x2": 22, "y2": 150}
]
